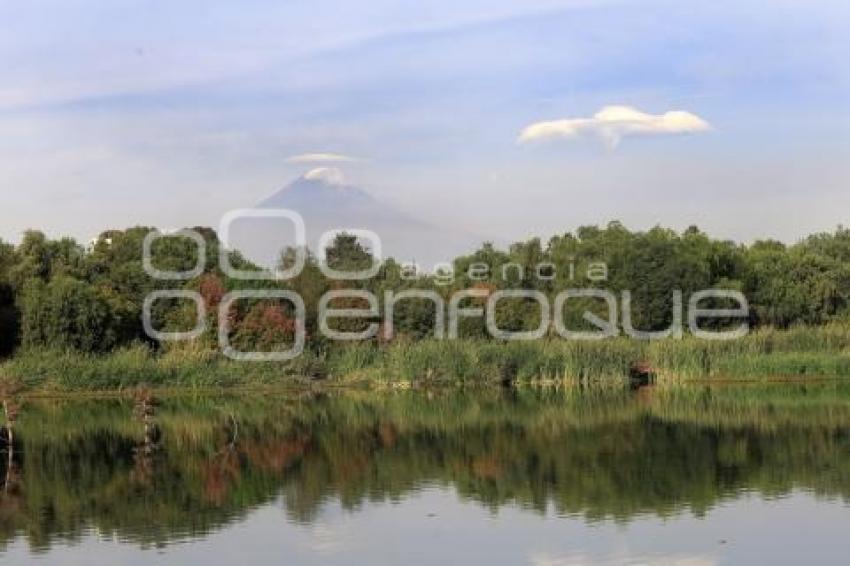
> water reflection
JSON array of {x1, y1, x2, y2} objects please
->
[{"x1": 0, "y1": 383, "x2": 849, "y2": 556}]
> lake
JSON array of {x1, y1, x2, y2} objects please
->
[{"x1": 1, "y1": 383, "x2": 849, "y2": 565}]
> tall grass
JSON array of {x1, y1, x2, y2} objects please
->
[
  {"x1": 323, "y1": 339, "x2": 646, "y2": 385},
  {"x1": 3, "y1": 324, "x2": 850, "y2": 391},
  {"x1": 648, "y1": 324, "x2": 850, "y2": 379},
  {"x1": 0, "y1": 343, "x2": 320, "y2": 391}
]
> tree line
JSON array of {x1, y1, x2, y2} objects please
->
[{"x1": 0, "y1": 221, "x2": 848, "y2": 356}]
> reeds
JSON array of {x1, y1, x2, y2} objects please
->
[
  {"x1": 648, "y1": 324, "x2": 850, "y2": 379},
  {"x1": 2, "y1": 323, "x2": 850, "y2": 391}
]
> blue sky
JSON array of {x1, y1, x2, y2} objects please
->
[{"x1": 0, "y1": 0, "x2": 848, "y2": 247}]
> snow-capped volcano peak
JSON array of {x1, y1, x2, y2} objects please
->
[{"x1": 303, "y1": 166, "x2": 345, "y2": 185}]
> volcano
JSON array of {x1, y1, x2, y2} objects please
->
[{"x1": 228, "y1": 168, "x2": 478, "y2": 271}]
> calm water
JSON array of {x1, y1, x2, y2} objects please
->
[{"x1": 1, "y1": 383, "x2": 849, "y2": 565}]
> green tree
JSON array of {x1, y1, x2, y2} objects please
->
[{"x1": 20, "y1": 276, "x2": 117, "y2": 352}]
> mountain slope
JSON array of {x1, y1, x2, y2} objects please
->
[{"x1": 229, "y1": 170, "x2": 478, "y2": 271}]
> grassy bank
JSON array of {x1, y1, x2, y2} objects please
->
[
  {"x1": 0, "y1": 344, "x2": 324, "y2": 392},
  {"x1": 0, "y1": 340, "x2": 643, "y2": 392},
  {"x1": 2, "y1": 324, "x2": 850, "y2": 391},
  {"x1": 649, "y1": 324, "x2": 850, "y2": 379}
]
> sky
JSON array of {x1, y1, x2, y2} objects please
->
[{"x1": 0, "y1": 0, "x2": 848, "y2": 250}]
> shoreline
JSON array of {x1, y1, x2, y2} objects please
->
[
  {"x1": 3, "y1": 324, "x2": 850, "y2": 394},
  {"x1": 5, "y1": 376, "x2": 850, "y2": 403},
  {"x1": 5, "y1": 367, "x2": 850, "y2": 394}
]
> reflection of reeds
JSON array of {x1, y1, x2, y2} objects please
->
[
  {"x1": 130, "y1": 386, "x2": 162, "y2": 486},
  {"x1": 0, "y1": 378, "x2": 22, "y2": 445},
  {"x1": 0, "y1": 378, "x2": 22, "y2": 496},
  {"x1": 132, "y1": 386, "x2": 157, "y2": 421}
]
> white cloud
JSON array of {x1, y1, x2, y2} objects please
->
[
  {"x1": 518, "y1": 105, "x2": 711, "y2": 148},
  {"x1": 303, "y1": 166, "x2": 346, "y2": 184},
  {"x1": 287, "y1": 152, "x2": 362, "y2": 164}
]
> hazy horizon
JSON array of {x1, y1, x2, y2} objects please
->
[{"x1": 4, "y1": 166, "x2": 846, "y2": 252}]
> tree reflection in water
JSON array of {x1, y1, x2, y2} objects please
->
[{"x1": 0, "y1": 383, "x2": 849, "y2": 552}]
